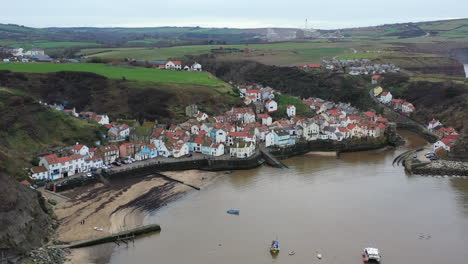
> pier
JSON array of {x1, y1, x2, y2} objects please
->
[{"x1": 64, "y1": 224, "x2": 161, "y2": 249}]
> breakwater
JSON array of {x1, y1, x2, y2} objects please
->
[{"x1": 410, "y1": 160, "x2": 468, "y2": 176}]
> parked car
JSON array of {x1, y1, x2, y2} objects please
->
[
  {"x1": 91, "y1": 167, "x2": 97, "y2": 172},
  {"x1": 85, "y1": 172, "x2": 93, "y2": 178},
  {"x1": 185, "y1": 153, "x2": 193, "y2": 157}
]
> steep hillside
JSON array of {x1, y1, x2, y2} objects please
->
[
  {"x1": 381, "y1": 72, "x2": 468, "y2": 130},
  {"x1": 0, "y1": 70, "x2": 241, "y2": 123},
  {"x1": 0, "y1": 90, "x2": 105, "y2": 179},
  {"x1": 194, "y1": 55, "x2": 374, "y2": 110},
  {"x1": 0, "y1": 90, "x2": 107, "y2": 262},
  {"x1": 0, "y1": 168, "x2": 53, "y2": 262}
]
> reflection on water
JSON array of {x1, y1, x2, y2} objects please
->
[{"x1": 109, "y1": 130, "x2": 468, "y2": 264}]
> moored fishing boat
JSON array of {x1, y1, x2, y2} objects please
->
[
  {"x1": 362, "y1": 248, "x2": 381, "y2": 263},
  {"x1": 270, "y1": 240, "x2": 280, "y2": 254},
  {"x1": 226, "y1": 209, "x2": 240, "y2": 215}
]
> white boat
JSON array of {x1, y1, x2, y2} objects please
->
[
  {"x1": 362, "y1": 248, "x2": 381, "y2": 263},
  {"x1": 317, "y1": 253, "x2": 322, "y2": 259}
]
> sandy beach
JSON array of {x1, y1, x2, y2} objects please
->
[{"x1": 52, "y1": 170, "x2": 224, "y2": 264}]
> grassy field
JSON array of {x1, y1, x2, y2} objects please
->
[
  {"x1": 79, "y1": 42, "x2": 350, "y2": 65},
  {"x1": 0, "y1": 63, "x2": 226, "y2": 86}
]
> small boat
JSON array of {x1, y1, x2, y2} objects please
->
[
  {"x1": 93, "y1": 227, "x2": 103, "y2": 231},
  {"x1": 362, "y1": 248, "x2": 381, "y2": 263},
  {"x1": 288, "y1": 251, "x2": 295, "y2": 256},
  {"x1": 270, "y1": 240, "x2": 280, "y2": 254},
  {"x1": 317, "y1": 253, "x2": 322, "y2": 259},
  {"x1": 226, "y1": 209, "x2": 240, "y2": 215}
]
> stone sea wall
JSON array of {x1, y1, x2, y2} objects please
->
[{"x1": 411, "y1": 160, "x2": 468, "y2": 176}]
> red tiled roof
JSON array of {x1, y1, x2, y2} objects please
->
[
  {"x1": 372, "y1": 74, "x2": 381, "y2": 79},
  {"x1": 363, "y1": 112, "x2": 376, "y2": 118},
  {"x1": 72, "y1": 144, "x2": 85, "y2": 151},
  {"x1": 43, "y1": 154, "x2": 60, "y2": 165},
  {"x1": 229, "y1": 132, "x2": 247, "y2": 137},
  {"x1": 445, "y1": 134, "x2": 460, "y2": 140},
  {"x1": 298, "y1": 63, "x2": 321, "y2": 68},
  {"x1": 31, "y1": 166, "x2": 47, "y2": 174},
  {"x1": 246, "y1": 89, "x2": 260, "y2": 94},
  {"x1": 167, "y1": 60, "x2": 182, "y2": 65},
  {"x1": 21, "y1": 180, "x2": 31, "y2": 185},
  {"x1": 258, "y1": 114, "x2": 270, "y2": 119},
  {"x1": 347, "y1": 124, "x2": 356, "y2": 129},
  {"x1": 441, "y1": 138, "x2": 453, "y2": 147}
]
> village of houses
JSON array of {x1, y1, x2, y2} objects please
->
[
  {"x1": 371, "y1": 74, "x2": 460, "y2": 158},
  {"x1": 30, "y1": 82, "x2": 392, "y2": 182}
]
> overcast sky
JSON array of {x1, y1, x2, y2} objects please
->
[{"x1": 2, "y1": 0, "x2": 466, "y2": 29}]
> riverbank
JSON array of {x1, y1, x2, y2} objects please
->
[{"x1": 53, "y1": 170, "x2": 223, "y2": 264}]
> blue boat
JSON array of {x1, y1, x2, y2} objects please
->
[
  {"x1": 226, "y1": 209, "x2": 240, "y2": 215},
  {"x1": 270, "y1": 240, "x2": 280, "y2": 254}
]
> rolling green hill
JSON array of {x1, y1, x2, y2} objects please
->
[{"x1": 0, "y1": 63, "x2": 226, "y2": 86}]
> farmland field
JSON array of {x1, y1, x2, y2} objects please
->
[
  {"x1": 0, "y1": 63, "x2": 226, "y2": 86},
  {"x1": 79, "y1": 42, "x2": 353, "y2": 65}
]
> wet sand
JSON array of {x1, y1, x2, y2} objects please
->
[{"x1": 54, "y1": 170, "x2": 223, "y2": 264}]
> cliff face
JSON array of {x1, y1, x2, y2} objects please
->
[{"x1": 0, "y1": 168, "x2": 53, "y2": 262}]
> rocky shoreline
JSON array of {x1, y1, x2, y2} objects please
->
[{"x1": 412, "y1": 160, "x2": 468, "y2": 176}]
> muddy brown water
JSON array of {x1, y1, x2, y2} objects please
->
[{"x1": 109, "y1": 130, "x2": 468, "y2": 264}]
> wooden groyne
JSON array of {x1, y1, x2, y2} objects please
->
[
  {"x1": 157, "y1": 173, "x2": 201, "y2": 190},
  {"x1": 64, "y1": 224, "x2": 161, "y2": 249}
]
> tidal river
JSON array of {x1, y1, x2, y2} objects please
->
[{"x1": 109, "y1": 130, "x2": 468, "y2": 264}]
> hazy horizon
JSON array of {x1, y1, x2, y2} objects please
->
[{"x1": 2, "y1": 0, "x2": 467, "y2": 29}]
